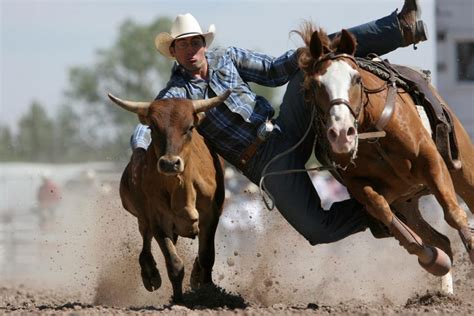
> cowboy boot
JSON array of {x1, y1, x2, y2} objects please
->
[
  {"x1": 397, "y1": 0, "x2": 428, "y2": 49},
  {"x1": 390, "y1": 215, "x2": 451, "y2": 276}
]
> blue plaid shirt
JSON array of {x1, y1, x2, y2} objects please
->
[{"x1": 132, "y1": 46, "x2": 299, "y2": 167}]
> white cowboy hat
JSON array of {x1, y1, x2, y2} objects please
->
[{"x1": 155, "y1": 13, "x2": 215, "y2": 59}]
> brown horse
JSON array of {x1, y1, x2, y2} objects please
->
[{"x1": 296, "y1": 24, "x2": 474, "y2": 278}]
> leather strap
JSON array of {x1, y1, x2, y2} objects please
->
[
  {"x1": 375, "y1": 61, "x2": 398, "y2": 131},
  {"x1": 375, "y1": 82, "x2": 397, "y2": 131},
  {"x1": 238, "y1": 138, "x2": 264, "y2": 170}
]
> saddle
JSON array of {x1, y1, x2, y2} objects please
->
[{"x1": 356, "y1": 56, "x2": 461, "y2": 170}]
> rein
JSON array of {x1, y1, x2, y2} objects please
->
[
  {"x1": 309, "y1": 53, "x2": 395, "y2": 169},
  {"x1": 257, "y1": 53, "x2": 396, "y2": 210},
  {"x1": 258, "y1": 104, "x2": 337, "y2": 211}
]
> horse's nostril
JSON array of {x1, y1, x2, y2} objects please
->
[
  {"x1": 347, "y1": 127, "x2": 356, "y2": 137},
  {"x1": 327, "y1": 128, "x2": 338, "y2": 141}
]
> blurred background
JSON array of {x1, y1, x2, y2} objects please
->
[{"x1": 0, "y1": 0, "x2": 472, "y2": 306}]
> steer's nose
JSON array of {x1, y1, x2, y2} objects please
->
[{"x1": 158, "y1": 156, "x2": 183, "y2": 174}]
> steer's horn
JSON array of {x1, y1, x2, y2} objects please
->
[
  {"x1": 107, "y1": 93, "x2": 150, "y2": 116},
  {"x1": 192, "y1": 90, "x2": 231, "y2": 113}
]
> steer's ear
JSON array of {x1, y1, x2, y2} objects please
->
[{"x1": 193, "y1": 112, "x2": 206, "y2": 126}]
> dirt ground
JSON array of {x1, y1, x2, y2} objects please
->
[{"x1": 0, "y1": 169, "x2": 473, "y2": 315}]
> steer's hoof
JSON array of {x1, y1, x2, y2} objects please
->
[
  {"x1": 142, "y1": 271, "x2": 162, "y2": 292},
  {"x1": 418, "y1": 246, "x2": 452, "y2": 276}
]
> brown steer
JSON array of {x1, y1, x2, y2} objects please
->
[{"x1": 108, "y1": 91, "x2": 230, "y2": 302}]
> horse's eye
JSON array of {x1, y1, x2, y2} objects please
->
[
  {"x1": 353, "y1": 75, "x2": 362, "y2": 85},
  {"x1": 312, "y1": 79, "x2": 321, "y2": 89}
]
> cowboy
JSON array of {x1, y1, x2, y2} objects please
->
[{"x1": 129, "y1": 0, "x2": 426, "y2": 244}]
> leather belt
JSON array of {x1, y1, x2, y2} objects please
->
[{"x1": 238, "y1": 138, "x2": 264, "y2": 170}]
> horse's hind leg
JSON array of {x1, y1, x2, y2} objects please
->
[
  {"x1": 419, "y1": 143, "x2": 474, "y2": 263},
  {"x1": 432, "y1": 89, "x2": 474, "y2": 215},
  {"x1": 449, "y1": 142, "x2": 474, "y2": 264},
  {"x1": 449, "y1": 112, "x2": 474, "y2": 215}
]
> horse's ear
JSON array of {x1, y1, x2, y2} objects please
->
[
  {"x1": 309, "y1": 31, "x2": 324, "y2": 60},
  {"x1": 336, "y1": 29, "x2": 357, "y2": 55}
]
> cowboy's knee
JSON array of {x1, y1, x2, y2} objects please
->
[{"x1": 303, "y1": 227, "x2": 336, "y2": 246}]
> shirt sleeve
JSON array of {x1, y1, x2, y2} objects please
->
[
  {"x1": 130, "y1": 123, "x2": 151, "y2": 150},
  {"x1": 156, "y1": 84, "x2": 188, "y2": 100},
  {"x1": 228, "y1": 46, "x2": 299, "y2": 87}
]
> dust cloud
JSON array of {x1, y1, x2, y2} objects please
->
[{"x1": 0, "y1": 163, "x2": 472, "y2": 309}]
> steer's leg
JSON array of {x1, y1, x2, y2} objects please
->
[
  {"x1": 155, "y1": 229, "x2": 184, "y2": 303},
  {"x1": 138, "y1": 220, "x2": 162, "y2": 292},
  {"x1": 191, "y1": 205, "x2": 220, "y2": 289}
]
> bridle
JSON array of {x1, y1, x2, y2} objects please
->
[
  {"x1": 309, "y1": 52, "x2": 389, "y2": 170},
  {"x1": 258, "y1": 52, "x2": 388, "y2": 210},
  {"x1": 312, "y1": 52, "x2": 366, "y2": 124}
]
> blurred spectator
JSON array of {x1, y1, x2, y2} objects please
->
[
  {"x1": 310, "y1": 172, "x2": 349, "y2": 209},
  {"x1": 36, "y1": 175, "x2": 61, "y2": 229}
]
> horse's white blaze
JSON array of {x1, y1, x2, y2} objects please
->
[
  {"x1": 328, "y1": 105, "x2": 354, "y2": 153},
  {"x1": 320, "y1": 60, "x2": 359, "y2": 153}
]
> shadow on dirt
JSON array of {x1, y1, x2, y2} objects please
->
[
  {"x1": 405, "y1": 291, "x2": 462, "y2": 308},
  {"x1": 177, "y1": 284, "x2": 248, "y2": 309}
]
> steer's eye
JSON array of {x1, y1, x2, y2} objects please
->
[{"x1": 186, "y1": 125, "x2": 195, "y2": 136}]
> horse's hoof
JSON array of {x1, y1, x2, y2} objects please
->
[
  {"x1": 469, "y1": 248, "x2": 474, "y2": 264},
  {"x1": 458, "y1": 226, "x2": 474, "y2": 263},
  {"x1": 418, "y1": 246, "x2": 451, "y2": 276}
]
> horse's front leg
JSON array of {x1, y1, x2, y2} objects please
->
[{"x1": 352, "y1": 183, "x2": 451, "y2": 276}]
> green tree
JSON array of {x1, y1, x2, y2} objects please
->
[
  {"x1": 52, "y1": 104, "x2": 85, "y2": 162},
  {"x1": 0, "y1": 125, "x2": 15, "y2": 161},
  {"x1": 65, "y1": 17, "x2": 173, "y2": 150},
  {"x1": 16, "y1": 101, "x2": 54, "y2": 162}
]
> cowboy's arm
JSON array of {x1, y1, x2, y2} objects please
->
[{"x1": 228, "y1": 47, "x2": 299, "y2": 86}]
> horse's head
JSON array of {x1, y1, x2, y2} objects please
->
[{"x1": 298, "y1": 25, "x2": 364, "y2": 155}]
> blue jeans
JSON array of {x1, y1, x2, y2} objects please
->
[{"x1": 243, "y1": 11, "x2": 403, "y2": 245}]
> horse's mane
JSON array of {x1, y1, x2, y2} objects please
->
[
  {"x1": 291, "y1": 22, "x2": 332, "y2": 106},
  {"x1": 292, "y1": 22, "x2": 358, "y2": 107},
  {"x1": 292, "y1": 22, "x2": 353, "y2": 74},
  {"x1": 292, "y1": 22, "x2": 330, "y2": 74}
]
